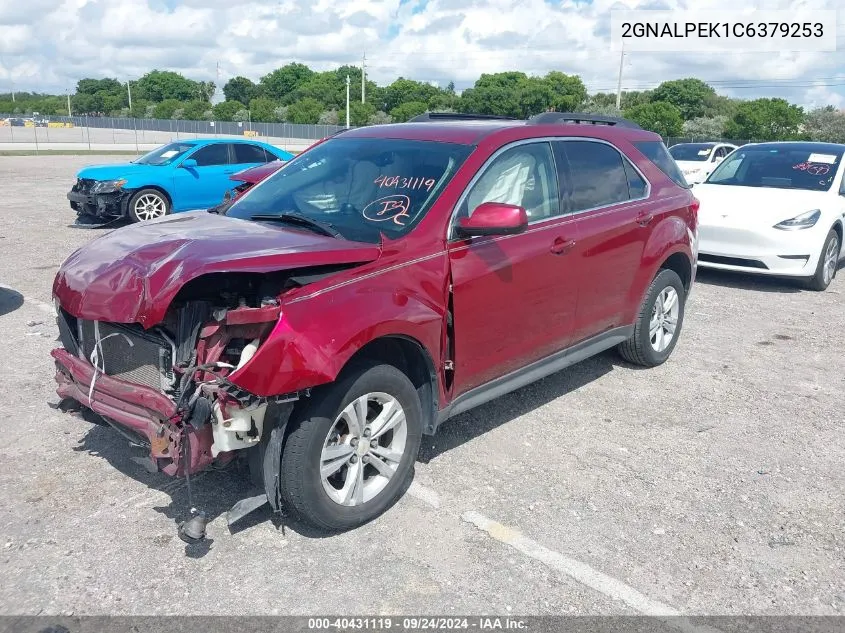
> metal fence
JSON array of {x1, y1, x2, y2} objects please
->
[
  {"x1": 0, "y1": 114, "x2": 347, "y2": 142},
  {"x1": 666, "y1": 136, "x2": 753, "y2": 146}
]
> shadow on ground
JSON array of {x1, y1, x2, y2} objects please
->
[
  {"x1": 0, "y1": 286, "x2": 24, "y2": 317},
  {"x1": 419, "y1": 350, "x2": 618, "y2": 463}
]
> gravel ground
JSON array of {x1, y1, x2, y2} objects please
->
[{"x1": 0, "y1": 155, "x2": 843, "y2": 617}]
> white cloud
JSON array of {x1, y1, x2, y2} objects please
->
[{"x1": 0, "y1": 0, "x2": 841, "y2": 108}]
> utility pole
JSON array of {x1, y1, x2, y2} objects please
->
[
  {"x1": 346, "y1": 75, "x2": 351, "y2": 129},
  {"x1": 615, "y1": 41, "x2": 625, "y2": 110},
  {"x1": 361, "y1": 52, "x2": 366, "y2": 103},
  {"x1": 66, "y1": 90, "x2": 72, "y2": 117},
  {"x1": 127, "y1": 80, "x2": 132, "y2": 112}
]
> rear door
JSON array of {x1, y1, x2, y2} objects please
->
[
  {"x1": 447, "y1": 140, "x2": 580, "y2": 396},
  {"x1": 555, "y1": 139, "x2": 654, "y2": 343},
  {"x1": 174, "y1": 142, "x2": 235, "y2": 210},
  {"x1": 233, "y1": 142, "x2": 273, "y2": 171}
]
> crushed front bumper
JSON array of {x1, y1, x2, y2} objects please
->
[
  {"x1": 67, "y1": 189, "x2": 132, "y2": 220},
  {"x1": 51, "y1": 348, "x2": 215, "y2": 476}
]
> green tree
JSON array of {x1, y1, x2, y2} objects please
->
[
  {"x1": 318, "y1": 110, "x2": 339, "y2": 125},
  {"x1": 233, "y1": 109, "x2": 250, "y2": 122},
  {"x1": 458, "y1": 72, "x2": 528, "y2": 117},
  {"x1": 383, "y1": 78, "x2": 440, "y2": 112},
  {"x1": 369, "y1": 111, "x2": 392, "y2": 125},
  {"x1": 224, "y1": 76, "x2": 258, "y2": 104},
  {"x1": 182, "y1": 99, "x2": 209, "y2": 120},
  {"x1": 543, "y1": 71, "x2": 587, "y2": 111},
  {"x1": 261, "y1": 63, "x2": 314, "y2": 101},
  {"x1": 286, "y1": 98, "x2": 324, "y2": 124},
  {"x1": 801, "y1": 106, "x2": 845, "y2": 143},
  {"x1": 248, "y1": 97, "x2": 278, "y2": 122},
  {"x1": 153, "y1": 98, "x2": 182, "y2": 119},
  {"x1": 682, "y1": 115, "x2": 728, "y2": 138},
  {"x1": 624, "y1": 101, "x2": 683, "y2": 137},
  {"x1": 212, "y1": 100, "x2": 244, "y2": 121},
  {"x1": 129, "y1": 99, "x2": 151, "y2": 119},
  {"x1": 136, "y1": 70, "x2": 201, "y2": 102},
  {"x1": 724, "y1": 98, "x2": 804, "y2": 140},
  {"x1": 651, "y1": 78, "x2": 716, "y2": 120},
  {"x1": 290, "y1": 71, "x2": 342, "y2": 108},
  {"x1": 349, "y1": 101, "x2": 376, "y2": 126},
  {"x1": 390, "y1": 101, "x2": 428, "y2": 122}
]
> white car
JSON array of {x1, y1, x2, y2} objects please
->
[
  {"x1": 693, "y1": 141, "x2": 845, "y2": 290},
  {"x1": 669, "y1": 142, "x2": 738, "y2": 184}
]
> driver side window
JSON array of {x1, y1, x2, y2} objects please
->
[{"x1": 459, "y1": 142, "x2": 560, "y2": 224}]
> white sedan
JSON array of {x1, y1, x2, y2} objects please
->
[
  {"x1": 693, "y1": 141, "x2": 845, "y2": 291},
  {"x1": 669, "y1": 142, "x2": 738, "y2": 184}
]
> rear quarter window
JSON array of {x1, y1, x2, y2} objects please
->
[{"x1": 633, "y1": 141, "x2": 690, "y2": 188}]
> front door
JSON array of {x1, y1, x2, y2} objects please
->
[
  {"x1": 447, "y1": 141, "x2": 580, "y2": 397},
  {"x1": 174, "y1": 142, "x2": 234, "y2": 210}
]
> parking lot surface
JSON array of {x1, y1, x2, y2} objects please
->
[{"x1": 1, "y1": 155, "x2": 843, "y2": 616}]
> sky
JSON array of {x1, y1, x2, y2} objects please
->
[{"x1": 0, "y1": 0, "x2": 843, "y2": 109}]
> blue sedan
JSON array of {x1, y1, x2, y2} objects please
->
[{"x1": 67, "y1": 138, "x2": 294, "y2": 223}]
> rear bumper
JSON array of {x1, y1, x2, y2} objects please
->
[
  {"x1": 67, "y1": 189, "x2": 131, "y2": 219},
  {"x1": 51, "y1": 347, "x2": 214, "y2": 476}
]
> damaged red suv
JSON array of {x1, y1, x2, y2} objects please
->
[{"x1": 52, "y1": 113, "x2": 698, "y2": 533}]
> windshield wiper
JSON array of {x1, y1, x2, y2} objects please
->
[{"x1": 250, "y1": 213, "x2": 343, "y2": 239}]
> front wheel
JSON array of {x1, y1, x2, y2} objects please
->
[
  {"x1": 617, "y1": 268, "x2": 686, "y2": 367},
  {"x1": 127, "y1": 188, "x2": 170, "y2": 223},
  {"x1": 278, "y1": 362, "x2": 423, "y2": 531},
  {"x1": 805, "y1": 230, "x2": 839, "y2": 291}
]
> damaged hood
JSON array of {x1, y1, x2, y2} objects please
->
[{"x1": 54, "y1": 211, "x2": 381, "y2": 326}]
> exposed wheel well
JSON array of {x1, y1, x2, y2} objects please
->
[
  {"x1": 344, "y1": 337, "x2": 439, "y2": 434},
  {"x1": 659, "y1": 252, "x2": 693, "y2": 292}
]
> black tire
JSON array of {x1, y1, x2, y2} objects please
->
[
  {"x1": 617, "y1": 268, "x2": 686, "y2": 367},
  {"x1": 127, "y1": 188, "x2": 170, "y2": 223},
  {"x1": 805, "y1": 230, "x2": 839, "y2": 291},
  {"x1": 278, "y1": 361, "x2": 423, "y2": 531}
]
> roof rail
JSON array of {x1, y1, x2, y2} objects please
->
[
  {"x1": 528, "y1": 112, "x2": 642, "y2": 129},
  {"x1": 408, "y1": 112, "x2": 519, "y2": 122}
]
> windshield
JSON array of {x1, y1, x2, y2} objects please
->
[
  {"x1": 134, "y1": 142, "x2": 196, "y2": 166},
  {"x1": 225, "y1": 137, "x2": 474, "y2": 243},
  {"x1": 669, "y1": 144, "x2": 716, "y2": 162},
  {"x1": 706, "y1": 145, "x2": 843, "y2": 191}
]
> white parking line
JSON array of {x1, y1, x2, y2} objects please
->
[
  {"x1": 407, "y1": 481, "x2": 441, "y2": 508},
  {"x1": 462, "y1": 510, "x2": 723, "y2": 633}
]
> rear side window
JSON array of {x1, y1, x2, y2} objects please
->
[
  {"x1": 634, "y1": 141, "x2": 690, "y2": 188},
  {"x1": 191, "y1": 143, "x2": 231, "y2": 166},
  {"x1": 623, "y1": 160, "x2": 648, "y2": 198},
  {"x1": 234, "y1": 143, "x2": 270, "y2": 164},
  {"x1": 559, "y1": 140, "x2": 630, "y2": 211}
]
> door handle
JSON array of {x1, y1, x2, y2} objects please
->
[
  {"x1": 636, "y1": 212, "x2": 654, "y2": 226},
  {"x1": 550, "y1": 237, "x2": 575, "y2": 255}
]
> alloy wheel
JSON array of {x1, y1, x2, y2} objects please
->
[
  {"x1": 320, "y1": 392, "x2": 408, "y2": 507},
  {"x1": 649, "y1": 287, "x2": 679, "y2": 352},
  {"x1": 823, "y1": 236, "x2": 839, "y2": 286},
  {"x1": 134, "y1": 193, "x2": 167, "y2": 221}
]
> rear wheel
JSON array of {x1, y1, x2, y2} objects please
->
[
  {"x1": 805, "y1": 230, "x2": 839, "y2": 291},
  {"x1": 128, "y1": 188, "x2": 170, "y2": 223},
  {"x1": 618, "y1": 268, "x2": 686, "y2": 367},
  {"x1": 278, "y1": 361, "x2": 422, "y2": 531}
]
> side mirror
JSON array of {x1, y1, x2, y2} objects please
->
[
  {"x1": 181, "y1": 158, "x2": 198, "y2": 169},
  {"x1": 457, "y1": 202, "x2": 528, "y2": 237}
]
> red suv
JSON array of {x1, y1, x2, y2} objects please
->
[{"x1": 51, "y1": 113, "x2": 698, "y2": 534}]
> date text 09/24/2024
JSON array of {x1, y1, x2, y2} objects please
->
[{"x1": 308, "y1": 617, "x2": 528, "y2": 630}]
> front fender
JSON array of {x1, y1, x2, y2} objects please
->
[{"x1": 227, "y1": 262, "x2": 448, "y2": 397}]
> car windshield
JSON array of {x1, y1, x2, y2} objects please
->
[
  {"x1": 669, "y1": 144, "x2": 716, "y2": 162},
  {"x1": 133, "y1": 142, "x2": 196, "y2": 166},
  {"x1": 225, "y1": 137, "x2": 474, "y2": 243},
  {"x1": 705, "y1": 145, "x2": 844, "y2": 191}
]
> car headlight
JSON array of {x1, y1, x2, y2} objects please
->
[
  {"x1": 90, "y1": 178, "x2": 127, "y2": 194},
  {"x1": 773, "y1": 209, "x2": 821, "y2": 231}
]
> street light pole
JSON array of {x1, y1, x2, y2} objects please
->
[
  {"x1": 615, "y1": 40, "x2": 625, "y2": 110},
  {"x1": 361, "y1": 52, "x2": 366, "y2": 103},
  {"x1": 66, "y1": 90, "x2": 72, "y2": 117},
  {"x1": 127, "y1": 80, "x2": 132, "y2": 112},
  {"x1": 346, "y1": 75, "x2": 351, "y2": 129}
]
